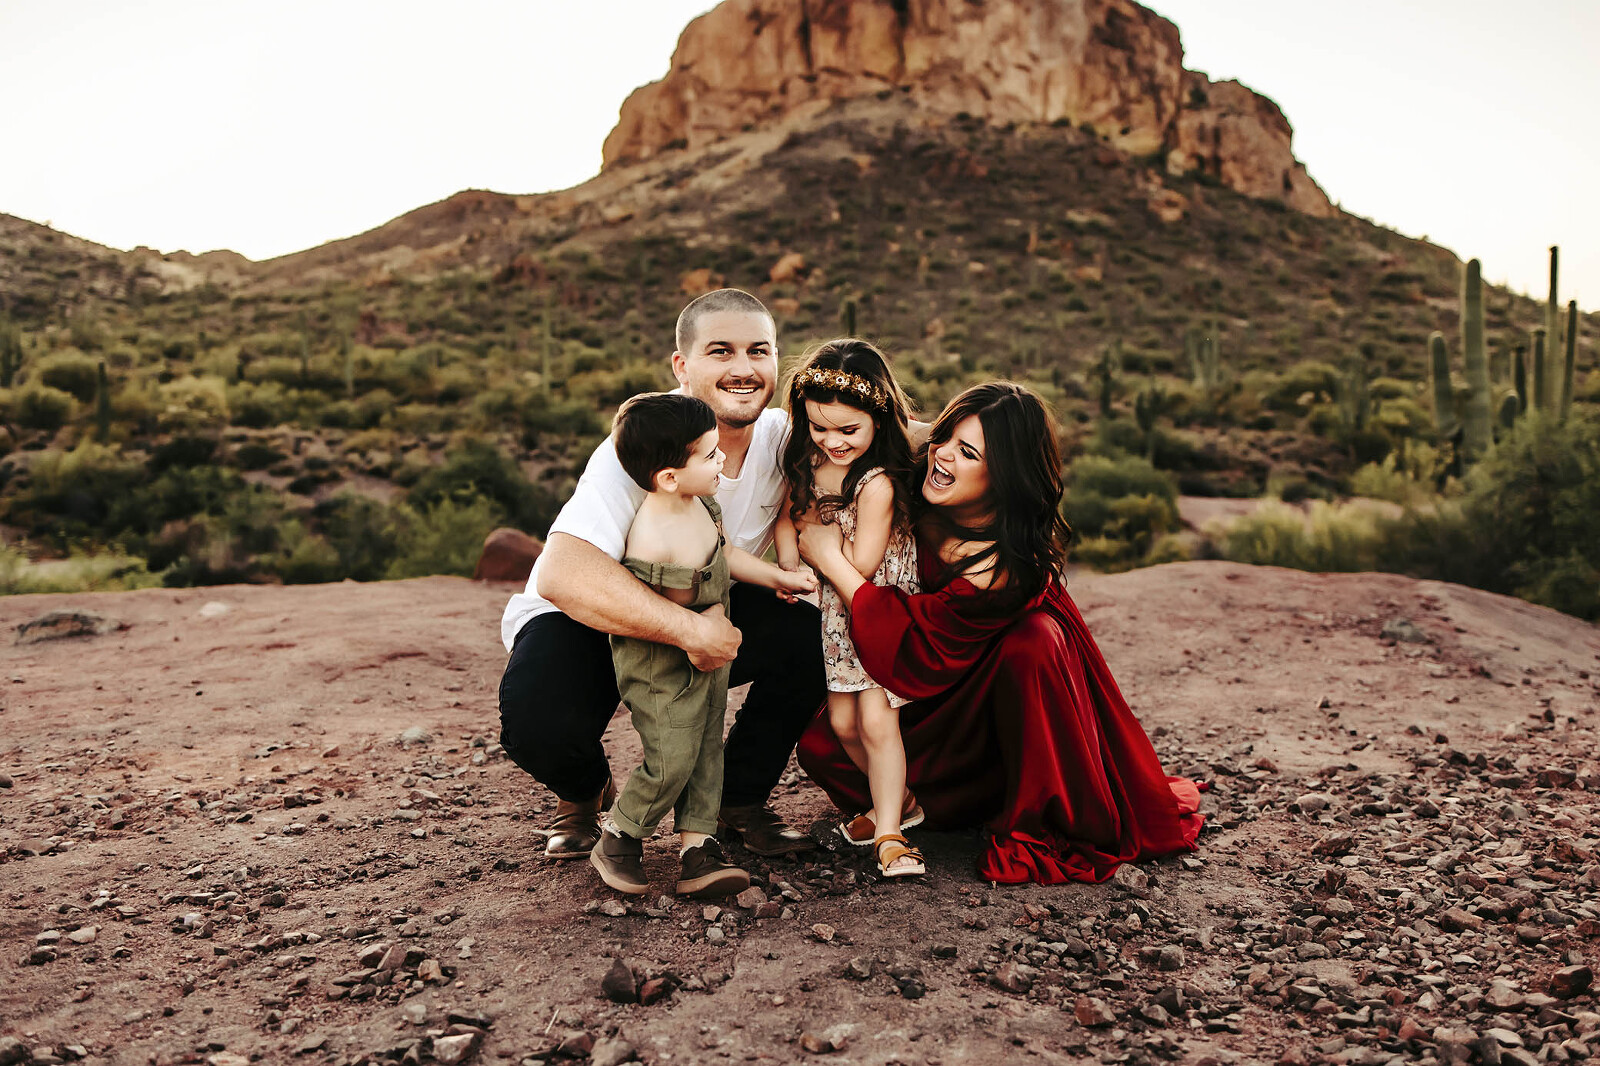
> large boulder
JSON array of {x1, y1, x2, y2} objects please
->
[
  {"x1": 473, "y1": 528, "x2": 544, "y2": 583},
  {"x1": 601, "y1": 0, "x2": 1332, "y2": 217}
]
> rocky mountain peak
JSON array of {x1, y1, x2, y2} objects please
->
[{"x1": 602, "y1": 0, "x2": 1332, "y2": 217}]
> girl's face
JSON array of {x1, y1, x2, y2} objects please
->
[
  {"x1": 805, "y1": 398, "x2": 877, "y2": 469},
  {"x1": 923, "y1": 414, "x2": 991, "y2": 516}
]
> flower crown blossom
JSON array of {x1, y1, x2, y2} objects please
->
[{"x1": 791, "y1": 366, "x2": 890, "y2": 412}]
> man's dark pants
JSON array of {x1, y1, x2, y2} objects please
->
[{"x1": 498, "y1": 583, "x2": 826, "y2": 808}]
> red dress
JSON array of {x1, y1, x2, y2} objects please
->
[{"x1": 796, "y1": 539, "x2": 1204, "y2": 884}]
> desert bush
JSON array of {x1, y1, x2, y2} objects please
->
[
  {"x1": 0, "y1": 545, "x2": 160, "y2": 595},
  {"x1": 37, "y1": 350, "x2": 101, "y2": 403},
  {"x1": 385, "y1": 494, "x2": 500, "y2": 579},
  {"x1": 11, "y1": 384, "x2": 78, "y2": 431},
  {"x1": 316, "y1": 493, "x2": 402, "y2": 581},
  {"x1": 227, "y1": 381, "x2": 295, "y2": 429},
  {"x1": 1062, "y1": 454, "x2": 1178, "y2": 538},
  {"x1": 269, "y1": 519, "x2": 344, "y2": 584},
  {"x1": 1217, "y1": 499, "x2": 1385, "y2": 573},
  {"x1": 407, "y1": 439, "x2": 556, "y2": 535},
  {"x1": 1260, "y1": 361, "x2": 1340, "y2": 413},
  {"x1": 158, "y1": 376, "x2": 229, "y2": 432}
]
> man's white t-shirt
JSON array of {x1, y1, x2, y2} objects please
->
[{"x1": 501, "y1": 406, "x2": 790, "y2": 650}]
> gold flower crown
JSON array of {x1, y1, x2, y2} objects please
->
[{"x1": 791, "y1": 367, "x2": 889, "y2": 412}]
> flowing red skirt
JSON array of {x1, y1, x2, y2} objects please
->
[{"x1": 797, "y1": 570, "x2": 1203, "y2": 884}]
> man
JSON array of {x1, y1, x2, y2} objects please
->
[{"x1": 499, "y1": 288, "x2": 824, "y2": 859}]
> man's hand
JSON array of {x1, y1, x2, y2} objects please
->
[{"x1": 686, "y1": 603, "x2": 741, "y2": 671}]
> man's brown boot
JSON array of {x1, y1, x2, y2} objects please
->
[
  {"x1": 717, "y1": 803, "x2": 815, "y2": 857},
  {"x1": 543, "y1": 777, "x2": 616, "y2": 859}
]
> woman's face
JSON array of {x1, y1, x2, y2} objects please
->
[{"x1": 923, "y1": 414, "x2": 990, "y2": 516}]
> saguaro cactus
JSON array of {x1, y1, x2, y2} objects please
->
[
  {"x1": 1531, "y1": 328, "x2": 1548, "y2": 413},
  {"x1": 1544, "y1": 246, "x2": 1560, "y2": 410},
  {"x1": 1093, "y1": 340, "x2": 1121, "y2": 418},
  {"x1": 840, "y1": 298, "x2": 858, "y2": 337},
  {"x1": 1560, "y1": 300, "x2": 1577, "y2": 421},
  {"x1": 1428, "y1": 332, "x2": 1457, "y2": 441},
  {"x1": 1459, "y1": 259, "x2": 1492, "y2": 458},
  {"x1": 1186, "y1": 327, "x2": 1225, "y2": 415},
  {"x1": 95, "y1": 361, "x2": 112, "y2": 441}
]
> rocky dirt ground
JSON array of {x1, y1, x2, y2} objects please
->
[{"x1": 1, "y1": 561, "x2": 1597, "y2": 1066}]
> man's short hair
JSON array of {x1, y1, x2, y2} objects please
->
[
  {"x1": 675, "y1": 288, "x2": 773, "y2": 354},
  {"x1": 613, "y1": 392, "x2": 717, "y2": 492}
]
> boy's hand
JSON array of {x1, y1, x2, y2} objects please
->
[{"x1": 774, "y1": 564, "x2": 818, "y2": 600}]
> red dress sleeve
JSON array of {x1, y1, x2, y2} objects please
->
[{"x1": 849, "y1": 578, "x2": 1027, "y2": 701}]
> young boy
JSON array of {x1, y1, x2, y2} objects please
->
[{"x1": 592, "y1": 393, "x2": 816, "y2": 897}]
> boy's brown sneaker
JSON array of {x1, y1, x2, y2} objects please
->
[
  {"x1": 590, "y1": 829, "x2": 649, "y2": 895},
  {"x1": 675, "y1": 838, "x2": 750, "y2": 898}
]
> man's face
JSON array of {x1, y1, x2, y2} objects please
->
[{"x1": 672, "y1": 310, "x2": 777, "y2": 429}]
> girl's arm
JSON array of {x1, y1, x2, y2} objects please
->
[
  {"x1": 773, "y1": 501, "x2": 801, "y2": 571},
  {"x1": 728, "y1": 547, "x2": 818, "y2": 596},
  {"x1": 842, "y1": 474, "x2": 896, "y2": 579},
  {"x1": 796, "y1": 520, "x2": 868, "y2": 607}
]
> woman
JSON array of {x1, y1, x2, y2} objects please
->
[{"x1": 795, "y1": 382, "x2": 1203, "y2": 884}]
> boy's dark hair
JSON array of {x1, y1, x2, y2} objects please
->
[{"x1": 613, "y1": 392, "x2": 717, "y2": 492}]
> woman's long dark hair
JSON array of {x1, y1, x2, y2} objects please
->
[
  {"x1": 917, "y1": 382, "x2": 1071, "y2": 606},
  {"x1": 782, "y1": 338, "x2": 915, "y2": 531}
]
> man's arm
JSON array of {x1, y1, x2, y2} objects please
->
[{"x1": 538, "y1": 533, "x2": 741, "y2": 670}]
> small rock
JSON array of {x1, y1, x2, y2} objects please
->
[
  {"x1": 1550, "y1": 965, "x2": 1593, "y2": 999},
  {"x1": 66, "y1": 927, "x2": 97, "y2": 944},
  {"x1": 810, "y1": 923, "x2": 835, "y2": 942},
  {"x1": 397, "y1": 727, "x2": 432, "y2": 747},
  {"x1": 556, "y1": 1032, "x2": 595, "y2": 1058},
  {"x1": 733, "y1": 887, "x2": 766, "y2": 910},
  {"x1": 1438, "y1": 907, "x2": 1483, "y2": 933},
  {"x1": 638, "y1": 976, "x2": 673, "y2": 1005},
  {"x1": 601, "y1": 958, "x2": 638, "y2": 1003},
  {"x1": 799, "y1": 1033, "x2": 836, "y2": 1055},
  {"x1": 446, "y1": 1010, "x2": 494, "y2": 1030},
  {"x1": 432, "y1": 1032, "x2": 481, "y2": 1065},
  {"x1": 930, "y1": 943, "x2": 958, "y2": 959},
  {"x1": 417, "y1": 959, "x2": 444, "y2": 983},
  {"x1": 1111, "y1": 865, "x2": 1150, "y2": 897},
  {"x1": 844, "y1": 956, "x2": 872, "y2": 980},
  {"x1": 401, "y1": 1003, "x2": 427, "y2": 1026},
  {"x1": 1295, "y1": 793, "x2": 1334, "y2": 813},
  {"x1": 898, "y1": 977, "x2": 926, "y2": 999},
  {"x1": 1485, "y1": 980, "x2": 1525, "y2": 1010},
  {"x1": 197, "y1": 601, "x2": 231, "y2": 619},
  {"x1": 598, "y1": 899, "x2": 627, "y2": 918},
  {"x1": 590, "y1": 1037, "x2": 637, "y2": 1066},
  {"x1": 16, "y1": 610, "x2": 118, "y2": 644},
  {"x1": 1381, "y1": 618, "x2": 1430, "y2": 643},
  {"x1": 1156, "y1": 944, "x2": 1184, "y2": 971},
  {"x1": 1312, "y1": 831, "x2": 1356, "y2": 856},
  {"x1": 1074, "y1": 997, "x2": 1117, "y2": 1027},
  {"x1": 0, "y1": 1037, "x2": 25, "y2": 1066},
  {"x1": 989, "y1": 961, "x2": 1035, "y2": 994},
  {"x1": 0, "y1": 773, "x2": 12, "y2": 789}
]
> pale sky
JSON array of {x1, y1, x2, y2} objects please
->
[{"x1": 1, "y1": 1, "x2": 1594, "y2": 305}]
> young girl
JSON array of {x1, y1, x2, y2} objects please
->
[{"x1": 774, "y1": 339, "x2": 924, "y2": 878}]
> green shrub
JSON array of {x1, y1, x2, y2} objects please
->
[
  {"x1": 37, "y1": 350, "x2": 101, "y2": 403},
  {"x1": 1062, "y1": 454, "x2": 1178, "y2": 539},
  {"x1": 386, "y1": 494, "x2": 499, "y2": 579},
  {"x1": 317, "y1": 493, "x2": 402, "y2": 581},
  {"x1": 0, "y1": 545, "x2": 160, "y2": 595},
  {"x1": 270, "y1": 520, "x2": 344, "y2": 584},
  {"x1": 408, "y1": 439, "x2": 556, "y2": 535},
  {"x1": 1217, "y1": 499, "x2": 1385, "y2": 573},
  {"x1": 11, "y1": 384, "x2": 78, "y2": 431}
]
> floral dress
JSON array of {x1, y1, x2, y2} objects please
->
[{"x1": 819, "y1": 468, "x2": 920, "y2": 707}]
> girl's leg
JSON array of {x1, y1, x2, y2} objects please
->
[
  {"x1": 857, "y1": 687, "x2": 916, "y2": 872},
  {"x1": 828, "y1": 691, "x2": 869, "y2": 776}
]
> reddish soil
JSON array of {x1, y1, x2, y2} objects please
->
[{"x1": 1, "y1": 562, "x2": 1596, "y2": 1066}]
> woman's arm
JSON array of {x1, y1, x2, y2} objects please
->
[{"x1": 842, "y1": 475, "x2": 896, "y2": 580}]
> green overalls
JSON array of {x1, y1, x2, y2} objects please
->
[{"x1": 607, "y1": 498, "x2": 732, "y2": 839}]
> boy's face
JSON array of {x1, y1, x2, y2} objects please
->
[
  {"x1": 665, "y1": 428, "x2": 725, "y2": 497},
  {"x1": 672, "y1": 311, "x2": 776, "y2": 429}
]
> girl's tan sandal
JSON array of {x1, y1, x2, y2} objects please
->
[{"x1": 873, "y1": 832, "x2": 926, "y2": 878}]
